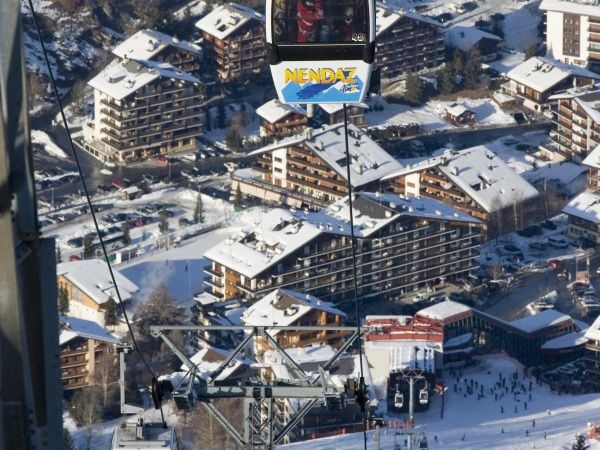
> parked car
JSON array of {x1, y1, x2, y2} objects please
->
[
  {"x1": 548, "y1": 235, "x2": 569, "y2": 249},
  {"x1": 529, "y1": 241, "x2": 547, "y2": 251},
  {"x1": 517, "y1": 225, "x2": 543, "y2": 237},
  {"x1": 143, "y1": 174, "x2": 158, "y2": 184},
  {"x1": 541, "y1": 220, "x2": 557, "y2": 230}
]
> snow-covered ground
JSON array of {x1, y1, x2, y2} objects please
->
[
  {"x1": 205, "y1": 101, "x2": 261, "y2": 150},
  {"x1": 281, "y1": 355, "x2": 600, "y2": 450},
  {"x1": 488, "y1": 52, "x2": 528, "y2": 75},
  {"x1": 366, "y1": 96, "x2": 515, "y2": 130},
  {"x1": 31, "y1": 129, "x2": 69, "y2": 159}
]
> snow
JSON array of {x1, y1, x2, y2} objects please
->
[
  {"x1": 284, "y1": 345, "x2": 337, "y2": 363},
  {"x1": 444, "y1": 332, "x2": 473, "y2": 348},
  {"x1": 195, "y1": 3, "x2": 264, "y2": 40},
  {"x1": 563, "y1": 190, "x2": 600, "y2": 225},
  {"x1": 174, "y1": 0, "x2": 209, "y2": 19},
  {"x1": 31, "y1": 129, "x2": 68, "y2": 159},
  {"x1": 241, "y1": 289, "x2": 346, "y2": 333},
  {"x1": 509, "y1": 309, "x2": 571, "y2": 333},
  {"x1": 366, "y1": 96, "x2": 516, "y2": 130},
  {"x1": 57, "y1": 259, "x2": 139, "y2": 305},
  {"x1": 281, "y1": 355, "x2": 600, "y2": 450},
  {"x1": 541, "y1": 330, "x2": 588, "y2": 350},
  {"x1": 582, "y1": 144, "x2": 600, "y2": 170},
  {"x1": 540, "y1": 0, "x2": 600, "y2": 17},
  {"x1": 489, "y1": 52, "x2": 529, "y2": 75},
  {"x1": 111, "y1": 29, "x2": 201, "y2": 61},
  {"x1": 255, "y1": 99, "x2": 306, "y2": 123},
  {"x1": 446, "y1": 26, "x2": 502, "y2": 52},
  {"x1": 445, "y1": 104, "x2": 472, "y2": 118},
  {"x1": 501, "y1": 2, "x2": 542, "y2": 52},
  {"x1": 416, "y1": 299, "x2": 472, "y2": 321},
  {"x1": 59, "y1": 315, "x2": 121, "y2": 346},
  {"x1": 180, "y1": 345, "x2": 252, "y2": 380},
  {"x1": 375, "y1": 2, "x2": 441, "y2": 36}
]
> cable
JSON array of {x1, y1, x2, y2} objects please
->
[
  {"x1": 342, "y1": 104, "x2": 369, "y2": 450},
  {"x1": 26, "y1": 0, "x2": 166, "y2": 427}
]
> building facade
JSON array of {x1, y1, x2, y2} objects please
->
[
  {"x1": 195, "y1": 3, "x2": 267, "y2": 83},
  {"x1": 375, "y1": 3, "x2": 445, "y2": 80},
  {"x1": 84, "y1": 30, "x2": 205, "y2": 163},
  {"x1": 204, "y1": 193, "x2": 481, "y2": 304},
  {"x1": 255, "y1": 99, "x2": 308, "y2": 138},
  {"x1": 541, "y1": 0, "x2": 600, "y2": 72}
]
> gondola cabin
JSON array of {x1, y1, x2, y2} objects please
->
[
  {"x1": 266, "y1": 0, "x2": 375, "y2": 104},
  {"x1": 394, "y1": 391, "x2": 404, "y2": 409}
]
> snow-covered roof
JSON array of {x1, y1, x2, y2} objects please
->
[
  {"x1": 446, "y1": 26, "x2": 503, "y2": 52},
  {"x1": 509, "y1": 310, "x2": 572, "y2": 333},
  {"x1": 383, "y1": 146, "x2": 539, "y2": 213},
  {"x1": 88, "y1": 58, "x2": 201, "y2": 101},
  {"x1": 249, "y1": 123, "x2": 402, "y2": 187},
  {"x1": 445, "y1": 104, "x2": 474, "y2": 118},
  {"x1": 195, "y1": 3, "x2": 264, "y2": 40},
  {"x1": 585, "y1": 314, "x2": 600, "y2": 341},
  {"x1": 582, "y1": 144, "x2": 600, "y2": 169},
  {"x1": 302, "y1": 192, "x2": 479, "y2": 238},
  {"x1": 181, "y1": 345, "x2": 252, "y2": 380},
  {"x1": 57, "y1": 259, "x2": 139, "y2": 305},
  {"x1": 319, "y1": 102, "x2": 368, "y2": 115},
  {"x1": 112, "y1": 29, "x2": 201, "y2": 61},
  {"x1": 563, "y1": 190, "x2": 600, "y2": 224},
  {"x1": 416, "y1": 300, "x2": 472, "y2": 321},
  {"x1": 255, "y1": 99, "x2": 306, "y2": 123},
  {"x1": 283, "y1": 344, "x2": 337, "y2": 363},
  {"x1": 204, "y1": 209, "x2": 323, "y2": 279},
  {"x1": 59, "y1": 316, "x2": 120, "y2": 346},
  {"x1": 541, "y1": 330, "x2": 588, "y2": 350},
  {"x1": 375, "y1": 1, "x2": 441, "y2": 36},
  {"x1": 241, "y1": 288, "x2": 345, "y2": 333},
  {"x1": 507, "y1": 57, "x2": 600, "y2": 93},
  {"x1": 540, "y1": 0, "x2": 600, "y2": 17},
  {"x1": 574, "y1": 90, "x2": 600, "y2": 124}
]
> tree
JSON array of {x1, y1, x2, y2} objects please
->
[
  {"x1": 184, "y1": 398, "x2": 244, "y2": 450},
  {"x1": 193, "y1": 193, "x2": 205, "y2": 224},
  {"x1": 70, "y1": 387, "x2": 100, "y2": 450},
  {"x1": 439, "y1": 65, "x2": 456, "y2": 94},
  {"x1": 572, "y1": 433, "x2": 588, "y2": 450},
  {"x1": 225, "y1": 129, "x2": 243, "y2": 152},
  {"x1": 93, "y1": 347, "x2": 119, "y2": 410},
  {"x1": 70, "y1": 79, "x2": 88, "y2": 117},
  {"x1": 83, "y1": 233, "x2": 94, "y2": 259},
  {"x1": 463, "y1": 58, "x2": 481, "y2": 89},
  {"x1": 452, "y1": 50, "x2": 465, "y2": 77},
  {"x1": 233, "y1": 184, "x2": 243, "y2": 210},
  {"x1": 63, "y1": 428, "x2": 76, "y2": 450},
  {"x1": 56, "y1": 245, "x2": 62, "y2": 264},
  {"x1": 525, "y1": 43, "x2": 539, "y2": 60},
  {"x1": 58, "y1": 284, "x2": 70, "y2": 315},
  {"x1": 217, "y1": 99, "x2": 227, "y2": 129},
  {"x1": 159, "y1": 209, "x2": 169, "y2": 235},
  {"x1": 122, "y1": 221, "x2": 131, "y2": 246},
  {"x1": 104, "y1": 296, "x2": 118, "y2": 327},
  {"x1": 404, "y1": 72, "x2": 424, "y2": 105}
]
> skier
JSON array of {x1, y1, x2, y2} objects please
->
[
  {"x1": 544, "y1": 432, "x2": 547, "y2": 440},
  {"x1": 532, "y1": 419, "x2": 535, "y2": 428},
  {"x1": 460, "y1": 433, "x2": 466, "y2": 441},
  {"x1": 501, "y1": 406, "x2": 504, "y2": 414},
  {"x1": 526, "y1": 430, "x2": 529, "y2": 437},
  {"x1": 501, "y1": 428, "x2": 504, "y2": 434}
]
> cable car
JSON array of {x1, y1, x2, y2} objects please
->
[
  {"x1": 394, "y1": 391, "x2": 404, "y2": 409},
  {"x1": 266, "y1": 0, "x2": 376, "y2": 104},
  {"x1": 419, "y1": 387, "x2": 429, "y2": 405}
]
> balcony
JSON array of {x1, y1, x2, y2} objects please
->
[
  {"x1": 204, "y1": 276, "x2": 224, "y2": 289},
  {"x1": 204, "y1": 266, "x2": 223, "y2": 277}
]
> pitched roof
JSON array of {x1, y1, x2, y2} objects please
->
[
  {"x1": 319, "y1": 102, "x2": 368, "y2": 115},
  {"x1": 111, "y1": 29, "x2": 201, "y2": 61},
  {"x1": 241, "y1": 288, "x2": 345, "y2": 332},
  {"x1": 375, "y1": 1, "x2": 441, "y2": 36},
  {"x1": 541, "y1": 330, "x2": 588, "y2": 350},
  {"x1": 249, "y1": 123, "x2": 402, "y2": 187},
  {"x1": 383, "y1": 146, "x2": 539, "y2": 213},
  {"x1": 195, "y1": 3, "x2": 264, "y2": 40},
  {"x1": 507, "y1": 56, "x2": 600, "y2": 93},
  {"x1": 563, "y1": 190, "x2": 600, "y2": 223},
  {"x1": 446, "y1": 26, "x2": 502, "y2": 52},
  {"x1": 59, "y1": 316, "x2": 120, "y2": 346},
  {"x1": 181, "y1": 345, "x2": 252, "y2": 380},
  {"x1": 540, "y1": 0, "x2": 600, "y2": 17},
  {"x1": 582, "y1": 144, "x2": 600, "y2": 169},
  {"x1": 509, "y1": 309, "x2": 572, "y2": 333},
  {"x1": 416, "y1": 300, "x2": 472, "y2": 321},
  {"x1": 445, "y1": 104, "x2": 474, "y2": 117},
  {"x1": 88, "y1": 58, "x2": 201, "y2": 100},
  {"x1": 255, "y1": 99, "x2": 306, "y2": 123},
  {"x1": 57, "y1": 259, "x2": 139, "y2": 305}
]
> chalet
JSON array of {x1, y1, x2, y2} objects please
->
[
  {"x1": 375, "y1": 2, "x2": 445, "y2": 80},
  {"x1": 57, "y1": 260, "x2": 139, "y2": 327},
  {"x1": 318, "y1": 103, "x2": 367, "y2": 128},
  {"x1": 180, "y1": 344, "x2": 253, "y2": 382},
  {"x1": 59, "y1": 316, "x2": 121, "y2": 390},
  {"x1": 383, "y1": 146, "x2": 539, "y2": 236},
  {"x1": 446, "y1": 26, "x2": 503, "y2": 61},
  {"x1": 503, "y1": 56, "x2": 600, "y2": 112},
  {"x1": 444, "y1": 104, "x2": 476, "y2": 125},
  {"x1": 232, "y1": 123, "x2": 401, "y2": 209},
  {"x1": 255, "y1": 99, "x2": 307, "y2": 138},
  {"x1": 195, "y1": 3, "x2": 267, "y2": 83}
]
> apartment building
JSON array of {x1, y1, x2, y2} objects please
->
[
  {"x1": 195, "y1": 3, "x2": 267, "y2": 83},
  {"x1": 563, "y1": 145, "x2": 600, "y2": 241},
  {"x1": 543, "y1": 86, "x2": 600, "y2": 161},
  {"x1": 203, "y1": 193, "x2": 481, "y2": 304},
  {"x1": 383, "y1": 146, "x2": 539, "y2": 236},
  {"x1": 241, "y1": 288, "x2": 348, "y2": 355},
  {"x1": 540, "y1": 0, "x2": 600, "y2": 72},
  {"x1": 232, "y1": 123, "x2": 401, "y2": 209},
  {"x1": 584, "y1": 315, "x2": 600, "y2": 388},
  {"x1": 59, "y1": 316, "x2": 120, "y2": 390},
  {"x1": 84, "y1": 30, "x2": 205, "y2": 163},
  {"x1": 375, "y1": 2, "x2": 445, "y2": 80},
  {"x1": 255, "y1": 99, "x2": 308, "y2": 138},
  {"x1": 503, "y1": 56, "x2": 600, "y2": 112},
  {"x1": 57, "y1": 260, "x2": 139, "y2": 327}
]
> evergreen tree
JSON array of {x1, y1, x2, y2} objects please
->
[
  {"x1": 56, "y1": 245, "x2": 62, "y2": 264},
  {"x1": 404, "y1": 72, "x2": 424, "y2": 105},
  {"x1": 233, "y1": 184, "x2": 243, "y2": 210},
  {"x1": 63, "y1": 428, "x2": 76, "y2": 450},
  {"x1": 217, "y1": 99, "x2": 227, "y2": 129},
  {"x1": 83, "y1": 233, "x2": 94, "y2": 259},
  {"x1": 58, "y1": 284, "x2": 70, "y2": 315},
  {"x1": 122, "y1": 221, "x2": 131, "y2": 246},
  {"x1": 193, "y1": 193, "x2": 205, "y2": 224},
  {"x1": 463, "y1": 58, "x2": 481, "y2": 89},
  {"x1": 225, "y1": 129, "x2": 243, "y2": 152},
  {"x1": 439, "y1": 65, "x2": 456, "y2": 94},
  {"x1": 525, "y1": 43, "x2": 539, "y2": 60},
  {"x1": 159, "y1": 209, "x2": 169, "y2": 235},
  {"x1": 572, "y1": 433, "x2": 588, "y2": 450},
  {"x1": 104, "y1": 296, "x2": 118, "y2": 327},
  {"x1": 452, "y1": 50, "x2": 465, "y2": 77}
]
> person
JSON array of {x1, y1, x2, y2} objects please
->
[
  {"x1": 544, "y1": 432, "x2": 547, "y2": 440},
  {"x1": 532, "y1": 419, "x2": 535, "y2": 428},
  {"x1": 297, "y1": 0, "x2": 324, "y2": 42},
  {"x1": 501, "y1": 428, "x2": 504, "y2": 434},
  {"x1": 526, "y1": 430, "x2": 529, "y2": 437}
]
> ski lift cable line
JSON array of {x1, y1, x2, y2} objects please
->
[{"x1": 25, "y1": 0, "x2": 166, "y2": 426}]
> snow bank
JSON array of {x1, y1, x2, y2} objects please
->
[{"x1": 31, "y1": 129, "x2": 68, "y2": 159}]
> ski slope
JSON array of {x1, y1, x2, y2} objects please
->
[{"x1": 281, "y1": 355, "x2": 600, "y2": 450}]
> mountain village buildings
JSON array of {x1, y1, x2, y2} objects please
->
[{"x1": 83, "y1": 30, "x2": 205, "y2": 164}]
